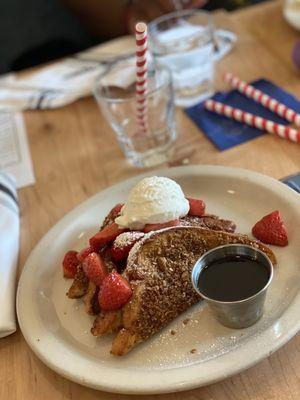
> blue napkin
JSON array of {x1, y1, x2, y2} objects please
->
[{"x1": 185, "y1": 79, "x2": 300, "y2": 151}]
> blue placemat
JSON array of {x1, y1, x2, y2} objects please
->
[{"x1": 185, "y1": 79, "x2": 300, "y2": 151}]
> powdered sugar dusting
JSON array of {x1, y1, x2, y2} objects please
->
[
  {"x1": 113, "y1": 231, "x2": 144, "y2": 249},
  {"x1": 127, "y1": 228, "x2": 169, "y2": 267}
]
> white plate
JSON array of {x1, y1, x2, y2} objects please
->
[{"x1": 17, "y1": 166, "x2": 300, "y2": 395}]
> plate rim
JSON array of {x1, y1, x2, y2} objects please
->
[{"x1": 17, "y1": 165, "x2": 300, "y2": 394}]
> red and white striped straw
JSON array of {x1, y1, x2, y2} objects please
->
[
  {"x1": 135, "y1": 22, "x2": 148, "y2": 133},
  {"x1": 205, "y1": 99, "x2": 300, "y2": 143},
  {"x1": 224, "y1": 72, "x2": 300, "y2": 127}
]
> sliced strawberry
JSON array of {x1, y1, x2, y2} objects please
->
[
  {"x1": 99, "y1": 245, "x2": 119, "y2": 273},
  {"x1": 252, "y1": 210, "x2": 288, "y2": 247},
  {"x1": 89, "y1": 223, "x2": 127, "y2": 252},
  {"x1": 82, "y1": 252, "x2": 108, "y2": 286},
  {"x1": 187, "y1": 198, "x2": 206, "y2": 216},
  {"x1": 111, "y1": 231, "x2": 145, "y2": 262},
  {"x1": 109, "y1": 203, "x2": 124, "y2": 219},
  {"x1": 98, "y1": 272, "x2": 132, "y2": 311},
  {"x1": 144, "y1": 219, "x2": 180, "y2": 233},
  {"x1": 62, "y1": 250, "x2": 79, "y2": 279},
  {"x1": 102, "y1": 203, "x2": 124, "y2": 228},
  {"x1": 77, "y1": 246, "x2": 94, "y2": 263}
]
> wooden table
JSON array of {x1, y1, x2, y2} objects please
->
[{"x1": 2, "y1": 1, "x2": 300, "y2": 399}]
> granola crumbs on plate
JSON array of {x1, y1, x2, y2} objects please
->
[
  {"x1": 170, "y1": 330, "x2": 176, "y2": 335},
  {"x1": 183, "y1": 318, "x2": 190, "y2": 325},
  {"x1": 190, "y1": 348, "x2": 197, "y2": 354}
]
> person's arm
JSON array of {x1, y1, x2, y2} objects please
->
[
  {"x1": 60, "y1": 0, "x2": 127, "y2": 38},
  {"x1": 59, "y1": 0, "x2": 207, "y2": 38}
]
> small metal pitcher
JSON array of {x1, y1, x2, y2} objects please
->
[{"x1": 191, "y1": 244, "x2": 274, "y2": 329}]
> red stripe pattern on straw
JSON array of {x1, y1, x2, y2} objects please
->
[
  {"x1": 205, "y1": 99, "x2": 300, "y2": 143},
  {"x1": 135, "y1": 22, "x2": 148, "y2": 133},
  {"x1": 224, "y1": 72, "x2": 300, "y2": 127}
]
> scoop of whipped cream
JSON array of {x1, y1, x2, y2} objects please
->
[{"x1": 115, "y1": 176, "x2": 189, "y2": 230}]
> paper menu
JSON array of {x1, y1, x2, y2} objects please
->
[{"x1": 0, "y1": 113, "x2": 35, "y2": 188}]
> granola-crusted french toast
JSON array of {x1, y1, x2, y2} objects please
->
[{"x1": 110, "y1": 226, "x2": 276, "y2": 355}]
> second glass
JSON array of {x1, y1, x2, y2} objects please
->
[
  {"x1": 149, "y1": 10, "x2": 215, "y2": 107},
  {"x1": 94, "y1": 63, "x2": 176, "y2": 168}
]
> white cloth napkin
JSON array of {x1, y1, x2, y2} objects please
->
[
  {"x1": 0, "y1": 29, "x2": 236, "y2": 111},
  {"x1": 0, "y1": 172, "x2": 19, "y2": 338}
]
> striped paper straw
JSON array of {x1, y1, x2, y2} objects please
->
[
  {"x1": 135, "y1": 22, "x2": 148, "y2": 133},
  {"x1": 224, "y1": 72, "x2": 300, "y2": 127},
  {"x1": 205, "y1": 99, "x2": 300, "y2": 143}
]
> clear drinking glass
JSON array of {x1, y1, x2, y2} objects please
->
[
  {"x1": 93, "y1": 63, "x2": 176, "y2": 168},
  {"x1": 149, "y1": 10, "x2": 215, "y2": 107}
]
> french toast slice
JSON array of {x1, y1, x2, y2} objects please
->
[
  {"x1": 89, "y1": 215, "x2": 237, "y2": 335},
  {"x1": 109, "y1": 227, "x2": 276, "y2": 356}
]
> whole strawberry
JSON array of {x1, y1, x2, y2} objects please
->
[
  {"x1": 252, "y1": 210, "x2": 288, "y2": 246},
  {"x1": 98, "y1": 272, "x2": 132, "y2": 311}
]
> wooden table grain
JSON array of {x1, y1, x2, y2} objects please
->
[{"x1": 2, "y1": 1, "x2": 300, "y2": 399}]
